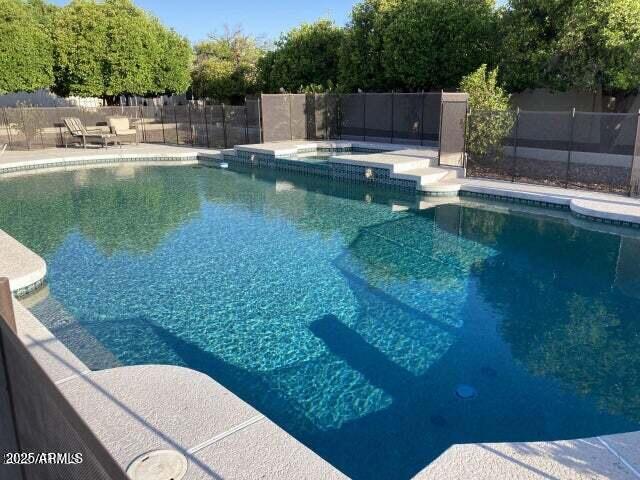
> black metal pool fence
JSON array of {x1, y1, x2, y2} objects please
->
[
  {"x1": 0, "y1": 100, "x2": 262, "y2": 151},
  {"x1": 466, "y1": 108, "x2": 640, "y2": 196},
  {"x1": 1, "y1": 94, "x2": 639, "y2": 196}
]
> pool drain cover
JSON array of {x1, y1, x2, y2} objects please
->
[
  {"x1": 455, "y1": 384, "x2": 478, "y2": 400},
  {"x1": 127, "y1": 449, "x2": 188, "y2": 480}
]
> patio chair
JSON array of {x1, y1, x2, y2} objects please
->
[
  {"x1": 63, "y1": 117, "x2": 118, "y2": 148},
  {"x1": 108, "y1": 117, "x2": 138, "y2": 144}
]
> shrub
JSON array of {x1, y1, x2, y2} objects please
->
[{"x1": 460, "y1": 64, "x2": 514, "y2": 162}]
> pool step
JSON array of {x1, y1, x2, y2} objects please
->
[
  {"x1": 393, "y1": 167, "x2": 457, "y2": 186},
  {"x1": 419, "y1": 178, "x2": 464, "y2": 194}
]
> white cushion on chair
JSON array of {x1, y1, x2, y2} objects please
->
[{"x1": 108, "y1": 117, "x2": 136, "y2": 135}]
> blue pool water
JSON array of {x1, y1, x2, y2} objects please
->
[{"x1": 1, "y1": 164, "x2": 639, "y2": 479}]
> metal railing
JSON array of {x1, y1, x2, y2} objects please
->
[
  {"x1": 0, "y1": 101, "x2": 261, "y2": 151},
  {"x1": 0, "y1": 278, "x2": 128, "y2": 480},
  {"x1": 466, "y1": 108, "x2": 640, "y2": 196}
]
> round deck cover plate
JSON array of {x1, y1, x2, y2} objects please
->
[{"x1": 126, "y1": 449, "x2": 188, "y2": 480}]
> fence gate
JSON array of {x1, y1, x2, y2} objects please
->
[{"x1": 439, "y1": 93, "x2": 469, "y2": 168}]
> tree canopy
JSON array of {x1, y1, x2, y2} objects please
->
[
  {"x1": 258, "y1": 20, "x2": 344, "y2": 93},
  {"x1": 258, "y1": 0, "x2": 640, "y2": 96},
  {"x1": 0, "y1": 0, "x2": 54, "y2": 94},
  {"x1": 500, "y1": 0, "x2": 640, "y2": 94},
  {"x1": 3, "y1": 0, "x2": 640, "y2": 100},
  {"x1": 381, "y1": 0, "x2": 497, "y2": 91},
  {"x1": 191, "y1": 29, "x2": 265, "y2": 103},
  {"x1": 52, "y1": 0, "x2": 191, "y2": 99},
  {"x1": 338, "y1": 0, "x2": 400, "y2": 92},
  {"x1": 261, "y1": 0, "x2": 498, "y2": 93}
]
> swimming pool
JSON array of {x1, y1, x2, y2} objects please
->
[{"x1": 1, "y1": 164, "x2": 639, "y2": 479}]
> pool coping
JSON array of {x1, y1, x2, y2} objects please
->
[
  {"x1": 0, "y1": 229, "x2": 47, "y2": 297},
  {"x1": 1, "y1": 145, "x2": 640, "y2": 478}
]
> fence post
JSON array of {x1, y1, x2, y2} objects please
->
[
  {"x1": 138, "y1": 105, "x2": 146, "y2": 143},
  {"x1": 420, "y1": 92, "x2": 425, "y2": 146},
  {"x1": 204, "y1": 104, "x2": 211, "y2": 148},
  {"x1": 630, "y1": 109, "x2": 640, "y2": 197},
  {"x1": 390, "y1": 92, "x2": 395, "y2": 144},
  {"x1": 56, "y1": 111, "x2": 64, "y2": 148},
  {"x1": 19, "y1": 107, "x2": 30, "y2": 150},
  {"x1": 362, "y1": 92, "x2": 367, "y2": 142},
  {"x1": 512, "y1": 107, "x2": 520, "y2": 182},
  {"x1": 221, "y1": 103, "x2": 228, "y2": 148},
  {"x1": 0, "y1": 278, "x2": 16, "y2": 333},
  {"x1": 258, "y1": 95, "x2": 264, "y2": 144},
  {"x1": 173, "y1": 106, "x2": 179, "y2": 144},
  {"x1": 437, "y1": 94, "x2": 444, "y2": 165},
  {"x1": 160, "y1": 106, "x2": 166, "y2": 144},
  {"x1": 465, "y1": 108, "x2": 472, "y2": 172},
  {"x1": 288, "y1": 94, "x2": 293, "y2": 141},
  {"x1": 244, "y1": 103, "x2": 250, "y2": 144},
  {"x1": 2, "y1": 108, "x2": 11, "y2": 151},
  {"x1": 187, "y1": 103, "x2": 194, "y2": 145},
  {"x1": 36, "y1": 109, "x2": 45, "y2": 149},
  {"x1": 338, "y1": 94, "x2": 343, "y2": 140},
  {"x1": 565, "y1": 107, "x2": 576, "y2": 188},
  {"x1": 324, "y1": 94, "x2": 329, "y2": 140}
]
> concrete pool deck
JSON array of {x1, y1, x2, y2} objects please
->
[
  {"x1": 1, "y1": 143, "x2": 640, "y2": 479},
  {"x1": 454, "y1": 178, "x2": 640, "y2": 227}
]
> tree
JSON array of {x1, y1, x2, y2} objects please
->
[
  {"x1": 0, "y1": 0, "x2": 55, "y2": 94},
  {"x1": 258, "y1": 20, "x2": 344, "y2": 93},
  {"x1": 553, "y1": 0, "x2": 640, "y2": 93},
  {"x1": 191, "y1": 28, "x2": 265, "y2": 102},
  {"x1": 381, "y1": 0, "x2": 498, "y2": 91},
  {"x1": 497, "y1": 0, "x2": 560, "y2": 92},
  {"x1": 103, "y1": 0, "x2": 158, "y2": 97},
  {"x1": 52, "y1": 0, "x2": 109, "y2": 97},
  {"x1": 52, "y1": 0, "x2": 191, "y2": 100},
  {"x1": 338, "y1": 0, "x2": 401, "y2": 92},
  {"x1": 499, "y1": 0, "x2": 640, "y2": 94},
  {"x1": 153, "y1": 23, "x2": 193, "y2": 96}
]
